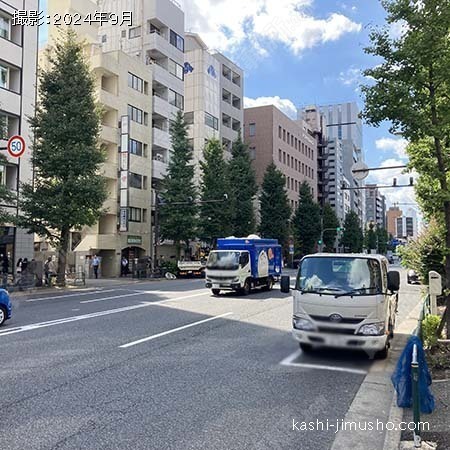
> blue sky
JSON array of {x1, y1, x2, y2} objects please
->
[{"x1": 39, "y1": 0, "x2": 416, "y2": 208}]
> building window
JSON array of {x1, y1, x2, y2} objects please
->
[
  {"x1": 301, "y1": 143, "x2": 305, "y2": 154},
  {"x1": 278, "y1": 149, "x2": 282, "y2": 162},
  {"x1": 170, "y1": 30, "x2": 184, "y2": 52},
  {"x1": 295, "y1": 159, "x2": 298, "y2": 171},
  {"x1": 0, "y1": 64, "x2": 7, "y2": 89},
  {"x1": 295, "y1": 138, "x2": 298, "y2": 150},
  {"x1": 205, "y1": 112, "x2": 219, "y2": 130},
  {"x1": 278, "y1": 126, "x2": 282, "y2": 138},
  {"x1": 129, "y1": 173, "x2": 143, "y2": 189},
  {"x1": 302, "y1": 163, "x2": 305, "y2": 174},
  {"x1": 283, "y1": 152, "x2": 286, "y2": 164},
  {"x1": 169, "y1": 89, "x2": 184, "y2": 109},
  {"x1": 128, "y1": 72, "x2": 143, "y2": 92},
  {"x1": 128, "y1": 207, "x2": 142, "y2": 222},
  {"x1": 184, "y1": 111, "x2": 194, "y2": 125},
  {"x1": 168, "y1": 59, "x2": 184, "y2": 80},
  {"x1": 128, "y1": 105, "x2": 144, "y2": 124},
  {"x1": 0, "y1": 15, "x2": 10, "y2": 40},
  {"x1": 283, "y1": 129, "x2": 286, "y2": 141},
  {"x1": 249, "y1": 147, "x2": 256, "y2": 160},
  {"x1": 249, "y1": 123, "x2": 256, "y2": 136},
  {"x1": 129, "y1": 139, "x2": 143, "y2": 156},
  {"x1": 129, "y1": 26, "x2": 141, "y2": 39}
]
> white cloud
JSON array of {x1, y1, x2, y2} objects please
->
[
  {"x1": 389, "y1": 20, "x2": 408, "y2": 39},
  {"x1": 339, "y1": 67, "x2": 362, "y2": 86},
  {"x1": 182, "y1": 0, "x2": 361, "y2": 58},
  {"x1": 244, "y1": 96, "x2": 297, "y2": 119},
  {"x1": 375, "y1": 137, "x2": 409, "y2": 160}
]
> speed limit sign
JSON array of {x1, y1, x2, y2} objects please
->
[{"x1": 7, "y1": 135, "x2": 26, "y2": 158}]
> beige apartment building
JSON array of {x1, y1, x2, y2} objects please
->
[
  {"x1": 244, "y1": 105, "x2": 318, "y2": 211},
  {"x1": 40, "y1": 0, "x2": 153, "y2": 277},
  {"x1": 0, "y1": 0, "x2": 38, "y2": 272}
]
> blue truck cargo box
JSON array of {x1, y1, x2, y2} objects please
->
[{"x1": 216, "y1": 238, "x2": 282, "y2": 279}]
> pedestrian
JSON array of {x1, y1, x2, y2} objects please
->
[
  {"x1": 44, "y1": 257, "x2": 55, "y2": 286},
  {"x1": 91, "y1": 255, "x2": 100, "y2": 279},
  {"x1": 21, "y1": 257, "x2": 28, "y2": 273},
  {"x1": 1, "y1": 254, "x2": 8, "y2": 289},
  {"x1": 121, "y1": 256, "x2": 129, "y2": 277},
  {"x1": 16, "y1": 258, "x2": 22, "y2": 275}
]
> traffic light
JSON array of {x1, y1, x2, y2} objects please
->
[
  {"x1": 336, "y1": 227, "x2": 341, "y2": 232},
  {"x1": 318, "y1": 239, "x2": 323, "y2": 245}
]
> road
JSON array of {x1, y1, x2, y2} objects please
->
[{"x1": 0, "y1": 266, "x2": 421, "y2": 450}]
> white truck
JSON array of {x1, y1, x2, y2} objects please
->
[{"x1": 291, "y1": 253, "x2": 400, "y2": 359}]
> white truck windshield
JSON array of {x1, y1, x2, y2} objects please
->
[
  {"x1": 206, "y1": 251, "x2": 240, "y2": 270},
  {"x1": 297, "y1": 257, "x2": 383, "y2": 295}
]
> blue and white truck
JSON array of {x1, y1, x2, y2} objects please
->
[{"x1": 205, "y1": 236, "x2": 282, "y2": 295}]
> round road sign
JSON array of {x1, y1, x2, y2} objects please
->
[
  {"x1": 351, "y1": 161, "x2": 369, "y2": 181},
  {"x1": 7, "y1": 135, "x2": 26, "y2": 158}
]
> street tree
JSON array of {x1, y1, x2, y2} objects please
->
[
  {"x1": 292, "y1": 182, "x2": 321, "y2": 256},
  {"x1": 341, "y1": 211, "x2": 363, "y2": 253},
  {"x1": 322, "y1": 203, "x2": 340, "y2": 252},
  {"x1": 259, "y1": 163, "x2": 291, "y2": 247},
  {"x1": 19, "y1": 30, "x2": 107, "y2": 285},
  {"x1": 199, "y1": 138, "x2": 232, "y2": 245},
  {"x1": 159, "y1": 110, "x2": 198, "y2": 258},
  {"x1": 228, "y1": 135, "x2": 257, "y2": 236},
  {"x1": 361, "y1": 0, "x2": 450, "y2": 333},
  {"x1": 377, "y1": 227, "x2": 389, "y2": 254},
  {"x1": 365, "y1": 222, "x2": 378, "y2": 252}
]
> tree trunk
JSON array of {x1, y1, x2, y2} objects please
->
[{"x1": 57, "y1": 227, "x2": 70, "y2": 286}]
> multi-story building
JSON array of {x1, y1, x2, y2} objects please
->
[
  {"x1": 244, "y1": 105, "x2": 318, "y2": 212},
  {"x1": 43, "y1": 0, "x2": 153, "y2": 277},
  {"x1": 317, "y1": 102, "x2": 366, "y2": 224},
  {"x1": 99, "y1": 0, "x2": 184, "y2": 185},
  {"x1": 395, "y1": 208, "x2": 418, "y2": 240},
  {"x1": 0, "y1": 0, "x2": 38, "y2": 272},
  {"x1": 365, "y1": 184, "x2": 386, "y2": 228},
  {"x1": 184, "y1": 32, "x2": 244, "y2": 182},
  {"x1": 386, "y1": 206, "x2": 403, "y2": 237},
  {"x1": 213, "y1": 52, "x2": 243, "y2": 153}
]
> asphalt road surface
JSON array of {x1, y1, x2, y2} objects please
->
[{"x1": 0, "y1": 266, "x2": 421, "y2": 450}]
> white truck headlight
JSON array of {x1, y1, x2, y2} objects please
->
[
  {"x1": 293, "y1": 317, "x2": 316, "y2": 331},
  {"x1": 358, "y1": 322, "x2": 385, "y2": 336}
]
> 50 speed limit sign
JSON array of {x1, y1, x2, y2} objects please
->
[{"x1": 7, "y1": 135, "x2": 26, "y2": 158}]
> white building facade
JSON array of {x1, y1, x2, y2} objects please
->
[{"x1": 0, "y1": 0, "x2": 38, "y2": 272}]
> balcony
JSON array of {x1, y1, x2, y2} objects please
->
[
  {"x1": 0, "y1": 88, "x2": 21, "y2": 115},
  {"x1": 103, "y1": 197, "x2": 118, "y2": 214},
  {"x1": 101, "y1": 125, "x2": 118, "y2": 144},
  {"x1": 152, "y1": 126, "x2": 170, "y2": 149},
  {"x1": 153, "y1": 94, "x2": 170, "y2": 118},
  {"x1": 150, "y1": 61, "x2": 183, "y2": 93},
  {"x1": 0, "y1": 39, "x2": 22, "y2": 68},
  {"x1": 99, "y1": 89, "x2": 119, "y2": 110},
  {"x1": 144, "y1": 31, "x2": 173, "y2": 59},
  {"x1": 152, "y1": 159, "x2": 168, "y2": 180},
  {"x1": 101, "y1": 162, "x2": 118, "y2": 179}
]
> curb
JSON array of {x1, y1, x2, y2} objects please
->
[{"x1": 331, "y1": 298, "x2": 425, "y2": 450}]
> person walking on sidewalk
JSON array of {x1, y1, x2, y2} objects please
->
[
  {"x1": 44, "y1": 257, "x2": 55, "y2": 286},
  {"x1": 121, "y1": 257, "x2": 129, "y2": 277},
  {"x1": 1, "y1": 254, "x2": 8, "y2": 289},
  {"x1": 92, "y1": 255, "x2": 100, "y2": 279}
]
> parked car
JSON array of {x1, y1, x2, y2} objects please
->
[
  {"x1": 0, "y1": 288, "x2": 12, "y2": 326},
  {"x1": 407, "y1": 269, "x2": 419, "y2": 284}
]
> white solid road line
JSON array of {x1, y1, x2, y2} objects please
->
[
  {"x1": 280, "y1": 349, "x2": 368, "y2": 375},
  {"x1": 80, "y1": 289, "x2": 207, "y2": 304},
  {"x1": 119, "y1": 312, "x2": 233, "y2": 348},
  {"x1": 0, "y1": 302, "x2": 155, "y2": 337},
  {"x1": 26, "y1": 288, "x2": 112, "y2": 302}
]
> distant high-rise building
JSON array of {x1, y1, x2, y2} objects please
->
[
  {"x1": 243, "y1": 105, "x2": 318, "y2": 212},
  {"x1": 0, "y1": 0, "x2": 39, "y2": 270},
  {"x1": 365, "y1": 184, "x2": 386, "y2": 229},
  {"x1": 318, "y1": 102, "x2": 365, "y2": 223},
  {"x1": 386, "y1": 206, "x2": 403, "y2": 237}
]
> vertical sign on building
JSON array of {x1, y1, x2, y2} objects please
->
[{"x1": 119, "y1": 115, "x2": 129, "y2": 232}]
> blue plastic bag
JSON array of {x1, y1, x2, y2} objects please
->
[{"x1": 391, "y1": 335, "x2": 435, "y2": 413}]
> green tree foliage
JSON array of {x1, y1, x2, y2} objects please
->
[
  {"x1": 365, "y1": 222, "x2": 378, "y2": 252},
  {"x1": 341, "y1": 211, "x2": 364, "y2": 253},
  {"x1": 361, "y1": 0, "x2": 450, "y2": 334},
  {"x1": 259, "y1": 163, "x2": 291, "y2": 247},
  {"x1": 19, "y1": 30, "x2": 107, "y2": 284},
  {"x1": 292, "y1": 182, "x2": 321, "y2": 256},
  {"x1": 377, "y1": 227, "x2": 389, "y2": 254},
  {"x1": 322, "y1": 203, "x2": 339, "y2": 252},
  {"x1": 199, "y1": 138, "x2": 232, "y2": 244},
  {"x1": 228, "y1": 135, "x2": 257, "y2": 236},
  {"x1": 397, "y1": 219, "x2": 446, "y2": 283},
  {"x1": 160, "y1": 111, "x2": 198, "y2": 257}
]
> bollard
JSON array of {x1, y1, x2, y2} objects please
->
[{"x1": 411, "y1": 344, "x2": 421, "y2": 448}]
